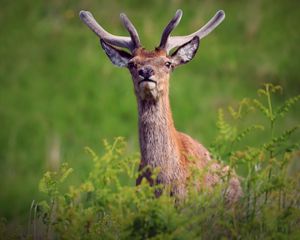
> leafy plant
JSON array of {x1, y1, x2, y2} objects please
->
[{"x1": 3, "y1": 84, "x2": 299, "y2": 239}]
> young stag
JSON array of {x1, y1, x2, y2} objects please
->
[{"x1": 79, "y1": 9, "x2": 242, "y2": 203}]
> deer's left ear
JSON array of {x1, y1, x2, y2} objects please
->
[
  {"x1": 100, "y1": 39, "x2": 132, "y2": 67},
  {"x1": 171, "y1": 36, "x2": 200, "y2": 68}
]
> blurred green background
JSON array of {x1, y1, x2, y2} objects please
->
[{"x1": 0, "y1": 0, "x2": 299, "y2": 224}]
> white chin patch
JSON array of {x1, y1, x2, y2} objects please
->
[
  {"x1": 139, "y1": 82, "x2": 157, "y2": 100},
  {"x1": 139, "y1": 81, "x2": 156, "y2": 91}
]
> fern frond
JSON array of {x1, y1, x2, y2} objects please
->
[
  {"x1": 253, "y1": 99, "x2": 271, "y2": 119},
  {"x1": 232, "y1": 125, "x2": 264, "y2": 144},
  {"x1": 258, "y1": 83, "x2": 282, "y2": 96},
  {"x1": 216, "y1": 108, "x2": 237, "y2": 141},
  {"x1": 264, "y1": 125, "x2": 299, "y2": 151},
  {"x1": 228, "y1": 98, "x2": 254, "y2": 120},
  {"x1": 275, "y1": 95, "x2": 300, "y2": 118}
]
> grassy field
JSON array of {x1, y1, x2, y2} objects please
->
[{"x1": 0, "y1": 0, "x2": 299, "y2": 226}]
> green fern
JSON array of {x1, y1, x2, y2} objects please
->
[
  {"x1": 5, "y1": 84, "x2": 299, "y2": 239},
  {"x1": 253, "y1": 98, "x2": 272, "y2": 120},
  {"x1": 228, "y1": 98, "x2": 255, "y2": 120},
  {"x1": 216, "y1": 108, "x2": 237, "y2": 142},
  {"x1": 276, "y1": 94, "x2": 300, "y2": 118},
  {"x1": 38, "y1": 163, "x2": 73, "y2": 196},
  {"x1": 264, "y1": 125, "x2": 300, "y2": 155},
  {"x1": 232, "y1": 124, "x2": 264, "y2": 144}
]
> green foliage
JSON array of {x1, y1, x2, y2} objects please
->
[
  {"x1": 209, "y1": 84, "x2": 300, "y2": 238},
  {"x1": 1, "y1": 0, "x2": 300, "y2": 221},
  {"x1": 0, "y1": 0, "x2": 299, "y2": 237},
  {"x1": 39, "y1": 163, "x2": 74, "y2": 197},
  {"x1": 1, "y1": 84, "x2": 298, "y2": 239}
]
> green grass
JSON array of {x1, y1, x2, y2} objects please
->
[{"x1": 0, "y1": 0, "x2": 299, "y2": 226}]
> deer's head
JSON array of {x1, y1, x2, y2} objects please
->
[{"x1": 80, "y1": 10, "x2": 225, "y2": 101}]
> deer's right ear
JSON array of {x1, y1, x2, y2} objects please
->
[{"x1": 100, "y1": 39, "x2": 132, "y2": 67}]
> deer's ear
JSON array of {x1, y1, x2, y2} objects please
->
[
  {"x1": 100, "y1": 39, "x2": 132, "y2": 67},
  {"x1": 171, "y1": 36, "x2": 200, "y2": 68}
]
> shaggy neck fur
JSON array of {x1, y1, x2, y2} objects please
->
[{"x1": 137, "y1": 92, "x2": 184, "y2": 187}]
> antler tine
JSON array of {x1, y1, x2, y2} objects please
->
[
  {"x1": 165, "y1": 10, "x2": 225, "y2": 53},
  {"x1": 120, "y1": 13, "x2": 141, "y2": 50},
  {"x1": 79, "y1": 10, "x2": 137, "y2": 51},
  {"x1": 158, "y1": 9, "x2": 183, "y2": 50}
]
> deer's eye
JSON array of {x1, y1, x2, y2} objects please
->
[
  {"x1": 165, "y1": 61, "x2": 172, "y2": 69},
  {"x1": 127, "y1": 61, "x2": 136, "y2": 69}
]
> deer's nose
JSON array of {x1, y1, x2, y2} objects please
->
[{"x1": 138, "y1": 67, "x2": 154, "y2": 79}]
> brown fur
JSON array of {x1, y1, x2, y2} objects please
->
[
  {"x1": 100, "y1": 43, "x2": 242, "y2": 203},
  {"x1": 83, "y1": 8, "x2": 241, "y2": 203},
  {"x1": 131, "y1": 49, "x2": 242, "y2": 203}
]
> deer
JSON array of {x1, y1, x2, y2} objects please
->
[{"x1": 79, "y1": 9, "x2": 242, "y2": 203}]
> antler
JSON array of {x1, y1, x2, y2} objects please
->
[
  {"x1": 159, "y1": 10, "x2": 225, "y2": 53},
  {"x1": 158, "y1": 9, "x2": 183, "y2": 50},
  {"x1": 79, "y1": 10, "x2": 141, "y2": 52}
]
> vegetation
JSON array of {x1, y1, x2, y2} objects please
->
[
  {"x1": 1, "y1": 84, "x2": 299, "y2": 239},
  {"x1": 0, "y1": 0, "x2": 299, "y2": 238}
]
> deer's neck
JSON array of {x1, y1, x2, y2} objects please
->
[{"x1": 137, "y1": 95, "x2": 181, "y2": 178}]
